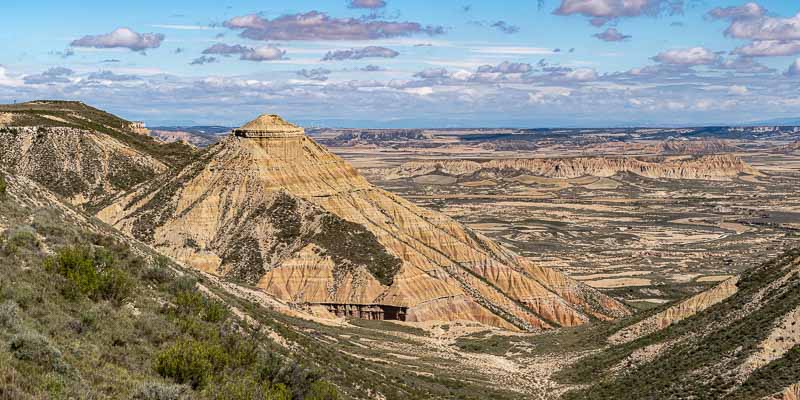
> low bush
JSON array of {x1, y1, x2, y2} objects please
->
[
  {"x1": 204, "y1": 377, "x2": 292, "y2": 400},
  {"x1": 132, "y1": 381, "x2": 187, "y2": 400},
  {"x1": 0, "y1": 173, "x2": 6, "y2": 197},
  {"x1": 154, "y1": 340, "x2": 227, "y2": 389},
  {"x1": 306, "y1": 381, "x2": 341, "y2": 400},
  {"x1": 9, "y1": 330, "x2": 69, "y2": 373},
  {"x1": 43, "y1": 246, "x2": 135, "y2": 305},
  {"x1": 143, "y1": 256, "x2": 174, "y2": 284},
  {"x1": 2, "y1": 228, "x2": 39, "y2": 255},
  {"x1": 0, "y1": 300, "x2": 20, "y2": 330},
  {"x1": 172, "y1": 289, "x2": 230, "y2": 324},
  {"x1": 97, "y1": 267, "x2": 134, "y2": 305}
]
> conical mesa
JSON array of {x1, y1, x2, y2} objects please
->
[
  {"x1": 233, "y1": 114, "x2": 305, "y2": 138},
  {"x1": 99, "y1": 114, "x2": 631, "y2": 330}
]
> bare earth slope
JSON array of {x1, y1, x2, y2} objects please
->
[
  {"x1": 0, "y1": 126, "x2": 168, "y2": 207},
  {"x1": 0, "y1": 101, "x2": 195, "y2": 208},
  {"x1": 99, "y1": 115, "x2": 630, "y2": 331}
]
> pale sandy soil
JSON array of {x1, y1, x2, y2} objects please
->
[
  {"x1": 573, "y1": 270, "x2": 650, "y2": 281},
  {"x1": 585, "y1": 278, "x2": 653, "y2": 288},
  {"x1": 696, "y1": 275, "x2": 736, "y2": 283}
]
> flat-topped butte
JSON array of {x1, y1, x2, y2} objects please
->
[{"x1": 233, "y1": 114, "x2": 305, "y2": 138}]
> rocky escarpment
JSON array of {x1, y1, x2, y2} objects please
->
[
  {"x1": 316, "y1": 129, "x2": 432, "y2": 147},
  {"x1": 562, "y1": 249, "x2": 800, "y2": 399},
  {"x1": 609, "y1": 276, "x2": 739, "y2": 344},
  {"x1": 99, "y1": 115, "x2": 631, "y2": 331},
  {"x1": 654, "y1": 138, "x2": 740, "y2": 155},
  {"x1": 371, "y1": 154, "x2": 759, "y2": 182},
  {"x1": 0, "y1": 126, "x2": 168, "y2": 207}
]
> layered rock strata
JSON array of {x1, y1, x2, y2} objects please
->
[
  {"x1": 373, "y1": 154, "x2": 759, "y2": 182},
  {"x1": 100, "y1": 115, "x2": 630, "y2": 330}
]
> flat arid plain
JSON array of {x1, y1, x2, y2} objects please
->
[{"x1": 316, "y1": 127, "x2": 800, "y2": 308}]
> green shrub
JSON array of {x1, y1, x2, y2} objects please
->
[
  {"x1": 132, "y1": 381, "x2": 187, "y2": 400},
  {"x1": 43, "y1": 246, "x2": 135, "y2": 304},
  {"x1": 169, "y1": 276, "x2": 197, "y2": 294},
  {"x1": 2, "y1": 228, "x2": 39, "y2": 255},
  {"x1": 44, "y1": 246, "x2": 101, "y2": 300},
  {"x1": 306, "y1": 381, "x2": 341, "y2": 400},
  {"x1": 135, "y1": 314, "x2": 178, "y2": 346},
  {"x1": 97, "y1": 267, "x2": 134, "y2": 305},
  {"x1": 143, "y1": 256, "x2": 174, "y2": 284},
  {"x1": 154, "y1": 340, "x2": 227, "y2": 389},
  {"x1": 201, "y1": 299, "x2": 229, "y2": 323},
  {"x1": 173, "y1": 289, "x2": 229, "y2": 324},
  {"x1": 0, "y1": 173, "x2": 6, "y2": 197},
  {"x1": 9, "y1": 330, "x2": 69, "y2": 373},
  {"x1": 204, "y1": 377, "x2": 291, "y2": 400}
]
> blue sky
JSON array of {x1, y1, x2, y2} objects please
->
[{"x1": 2, "y1": 0, "x2": 800, "y2": 127}]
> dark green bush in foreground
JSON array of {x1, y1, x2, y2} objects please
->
[{"x1": 43, "y1": 245, "x2": 134, "y2": 305}]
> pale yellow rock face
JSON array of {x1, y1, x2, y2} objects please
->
[
  {"x1": 101, "y1": 115, "x2": 631, "y2": 330},
  {"x1": 374, "y1": 154, "x2": 760, "y2": 181},
  {"x1": 609, "y1": 277, "x2": 739, "y2": 344}
]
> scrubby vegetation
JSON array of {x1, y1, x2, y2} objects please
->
[
  {"x1": 0, "y1": 185, "x2": 339, "y2": 399},
  {"x1": 558, "y1": 249, "x2": 800, "y2": 399}
]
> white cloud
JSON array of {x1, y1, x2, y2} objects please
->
[
  {"x1": 471, "y1": 46, "x2": 555, "y2": 55},
  {"x1": 71, "y1": 28, "x2": 164, "y2": 51},
  {"x1": 555, "y1": 0, "x2": 683, "y2": 26},
  {"x1": 652, "y1": 47, "x2": 719, "y2": 66},
  {"x1": 733, "y1": 40, "x2": 800, "y2": 57},
  {"x1": 0, "y1": 66, "x2": 23, "y2": 87}
]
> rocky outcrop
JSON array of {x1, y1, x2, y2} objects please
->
[
  {"x1": 0, "y1": 126, "x2": 168, "y2": 207},
  {"x1": 562, "y1": 250, "x2": 800, "y2": 399},
  {"x1": 609, "y1": 276, "x2": 739, "y2": 344},
  {"x1": 654, "y1": 139, "x2": 740, "y2": 155},
  {"x1": 99, "y1": 115, "x2": 630, "y2": 331},
  {"x1": 372, "y1": 154, "x2": 759, "y2": 182}
]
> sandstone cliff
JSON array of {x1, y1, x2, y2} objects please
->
[
  {"x1": 372, "y1": 154, "x2": 759, "y2": 182},
  {"x1": 654, "y1": 138, "x2": 740, "y2": 155},
  {"x1": 99, "y1": 115, "x2": 630, "y2": 331}
]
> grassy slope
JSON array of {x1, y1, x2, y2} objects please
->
[
  {"x1": 557, "y1": 249, "x2": 800, "y2": 400},
  {"x1": 0, "y1": 172, "x2": 338, "y2": 400}
]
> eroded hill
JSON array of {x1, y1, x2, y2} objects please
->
[
  {"x1": 0, "y1": 101, "x2": 195, "y2": 209},
  {"x1": 558, "y1": 248, "x2": 800, "y2": 399},
  {"x1": 98, "y1": 115, "x2": 630, "y2": 331}
]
